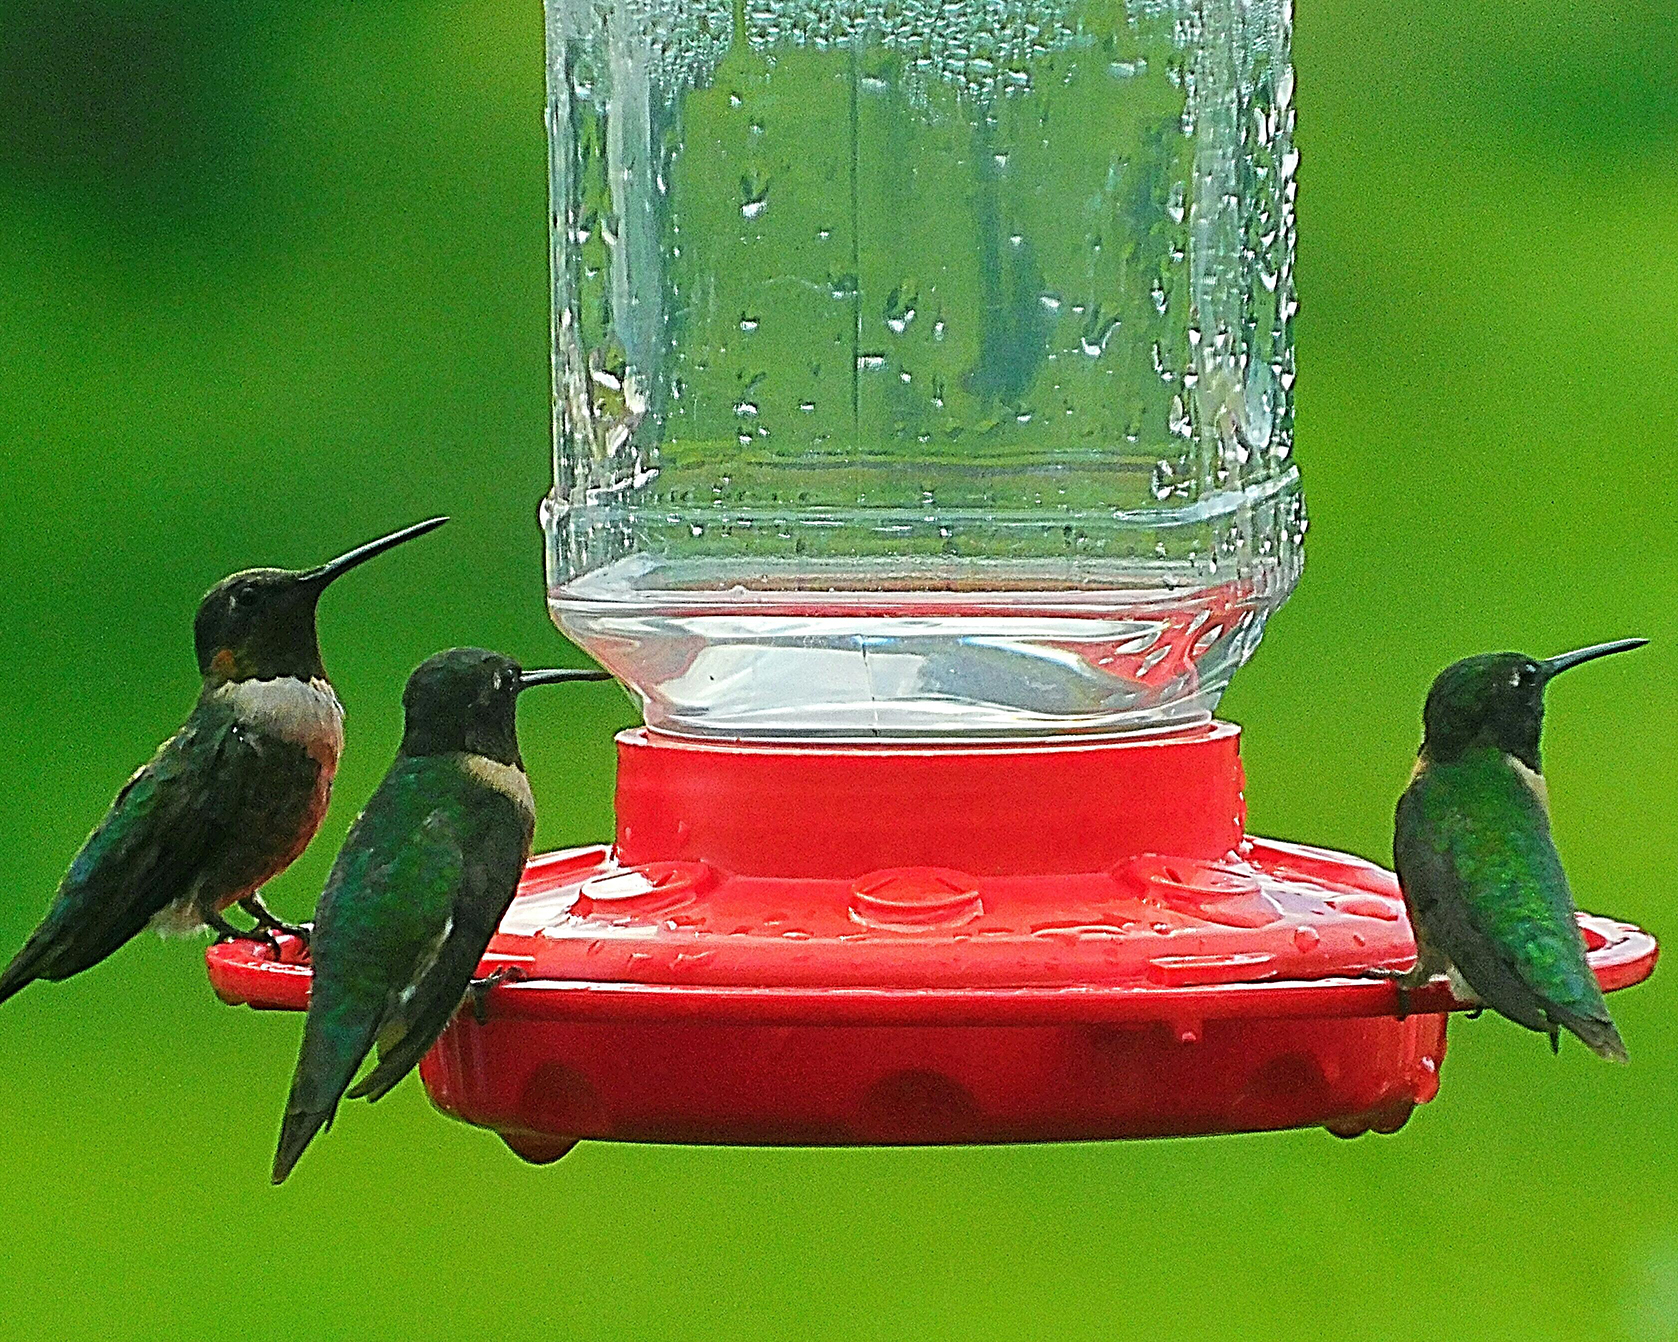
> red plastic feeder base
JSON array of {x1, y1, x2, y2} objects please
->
[{"x1": 207, "y1": 724, "x2": 1657, "y2": 1160}]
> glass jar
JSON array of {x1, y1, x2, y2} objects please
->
[{"x1": 542, "y1": 0, "x2": 1304, "y2": 738}]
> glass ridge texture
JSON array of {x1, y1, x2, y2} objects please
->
[{"x1": 542, "y1": 0, "x2": 1305, "y2": 738}]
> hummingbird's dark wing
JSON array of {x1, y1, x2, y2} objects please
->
[
  {"x1": 1395, "y1": 755, "x2": 1624, "y2": 1059},
  {"x1": 272, "y1": 758, "x2": 470, "y2": 1182},
  {"x1": 0, "y1": 699, "x2": 261, "y2": 1005},
  {"x1": 344, "y1": 795, "x2": 533, "y2": 1104}
]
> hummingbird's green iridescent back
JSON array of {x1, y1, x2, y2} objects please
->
[
  {"x1": 1395, "y1": 746, "x2": 1619, "y2": 1055},
  {"x1": 272, "y1": 749, "x2": 534, "y2": 1178}
]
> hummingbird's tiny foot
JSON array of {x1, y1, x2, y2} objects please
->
[
  {"x1": 239, "y1": 896, "x2": 313, "y2": 945},
  {"x1": 1363, "y1": 965, "x2": 1430, "y2": 1019},
  {"x1": 205, "y1": 912, "x2": 243, "y2": 943},
  {"x1": 244, "y1": 923, "x2": 286, "y2": 957},
  {"x1": 265, "y1": 919, "x2": 311, "y2": 947},
  {"x1": 1467, "y1": 1006, "x2": 1485, "y2": 1020},
  {"x1": 207, "y1": 911, "x2": 283, "y2": 958},
  {"x1": 466, "y1": 967, "x2": 522, "y2": 1025}
]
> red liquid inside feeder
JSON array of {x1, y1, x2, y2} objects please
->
[{"x1": 207, "y1": 723, "x2": 1657, "y2": 1162}]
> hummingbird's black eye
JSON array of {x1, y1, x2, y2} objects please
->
[{"x1": 493, "y1": 669, "x2": 515, "y2": 694}]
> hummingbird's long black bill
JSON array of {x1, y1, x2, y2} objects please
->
[
  {"x1": 1540, "y1": 638, "x2": 1648, "y2": 680},
  {"x1": 304, "y1": 516, "x2": 450, "y2": 589},
  {"x1": 517, "y1": 667, "x2": 614, "y2": 691}
]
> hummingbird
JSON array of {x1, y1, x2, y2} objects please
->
[
  {"x1": 271, "y1": 647, "x2": 610, "y2": 1183},
  {"x1": 1385, "y1": 639, "x2": 1647, "y2": 1059},
  {"x1": 0, "y1": 516, "x2": 449, "y2": 1008}
]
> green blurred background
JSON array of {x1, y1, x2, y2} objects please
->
[{"x1": 1, "y1": 1, "x2": 1674, "y2": 1338}]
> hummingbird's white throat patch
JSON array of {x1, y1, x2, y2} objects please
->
[
  {"x1": 1509, "y1": 756, "x2": 1550, "y2": 812},
  {"x1": 458, "y1": 753, "x2": 535, "y2": 818},
  {"x1": 215, "y1": 676, "x2": 345, "y2": 766}
]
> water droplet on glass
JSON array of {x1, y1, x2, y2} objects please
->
[
  {"x1": 548, "y1": 3, "x2": 1304, "y2": 738},
  {"x1": 884, "y1": 285, "x2": 917, "y2": 334},
  {"x1": 1169, "y1": 395, "x2": 1192, "y2": 439},
  {"x1": 740, "y1": 172, "x2": 770, "y2": 220},
  {"x1": 1080, "y1": 307, "x2": 1119, "y2": 357}
]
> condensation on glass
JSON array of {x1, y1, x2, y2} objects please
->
[{"x1": 542, "y1": 0, "x2": 1305, "y2": 738}]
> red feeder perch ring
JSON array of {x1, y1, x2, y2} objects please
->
[{"x1": 207, "y1": 724, "x2": 1657, "y2": 1163}]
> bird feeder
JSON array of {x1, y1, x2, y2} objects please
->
[{"x1": 208, "y1": 0, "x2": 1656, "y2": 1158}]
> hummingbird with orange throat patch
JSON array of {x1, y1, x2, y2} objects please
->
[{"x1": 0, "y1": 516, "x2": 448, "y2": 1007}]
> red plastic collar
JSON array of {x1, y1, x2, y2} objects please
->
[{"x1": 614, "y1": 724, "x2": 1245, "y2": 878}]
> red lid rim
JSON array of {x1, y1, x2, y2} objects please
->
[{"x1": 205, "y1": 912, "x2": 1656, "y2": 1027}]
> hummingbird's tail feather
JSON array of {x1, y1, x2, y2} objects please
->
[
  {"x1": 0, "y1": 871, "x2": 180, "y2": 1010},
  {"x1": 1561, "y1": 1010, "x2": 1629, "y2": 1063},
  {"x1": 0, "y1": 909, "x2": 85, "y2": 1008},
  {"x1": 272, "y1": 1107, "x2": 331, "y2": 1186},
  {"x1": 342, "y1": 1003, "x2": 443, "y2": 1104},
  {"x1": 346, "y1": 935, "x2": 492, "y2": 1104},
  {"x1": 343, "y1": 1041, "x2": 415, "y2": 1104},
  {"x1": 272, "y1": 1007, "x2": 382, "y2": 1183},
  {"x1": 0, "y1": 938, "x2": 48, "y2": 1009}
]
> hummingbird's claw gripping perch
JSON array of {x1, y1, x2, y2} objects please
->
[
  {"x1": 206, "y1": 911, "x2": 283, "y2": 958},
  {"x1": 205, "y1": 912, "x2": 245, "y2": 944},
  {"x1": 467, "y1": 967, "x2": 524, "y2": 1025},
  {"x1": 1365, "y1": 964, "x2": 1432, "y2": 1019},
  {"x1": 239, "y1": 894, "x2": 312, "y2": 947}
]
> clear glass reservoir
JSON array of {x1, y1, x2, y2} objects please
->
[{"x1": 542, "y1": 0, "x2": 1305, "y2": 738}]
